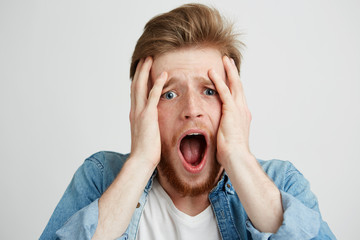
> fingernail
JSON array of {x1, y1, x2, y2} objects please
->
[
  {"x1": 231, "y1": 58, "x2": 235, "y2": 66},
  {"x1": 223, "y1": 56, "x2": 230, "y2": 64}
]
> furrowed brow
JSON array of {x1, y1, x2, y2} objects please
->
[
  {"x1": 162, "y1": 76, "x2": 216, "y2": 89},
  {"x1": 162, "y1": 77, "x2": 178, "y2": 89},
  {"x1": 195, "y1": 76, "x2": 216, "y2": 88}
]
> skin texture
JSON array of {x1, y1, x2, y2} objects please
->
[{"x1": 92, "y1": 47, "x2": 283, "y2": 240}]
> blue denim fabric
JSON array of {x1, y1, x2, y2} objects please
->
[{"x1": 40, "y1": 151, "x2": 336, "y2": 240}]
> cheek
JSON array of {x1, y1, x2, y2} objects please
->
[
  {"x1": 207, "y1": 98, "x2": 222, "y2": 127},
  {"x1": 157, "y1": 103, "x2": 180, "y2": 149},
  {"x1": 214, "y1": 104, "x2": 222, "y2": 125},
  {"x1": 157, "y1": 103, "x2": 174, "y2": 138},
  {"x1": 157, "y1": 104, "x2": 168, "y2": 131}
]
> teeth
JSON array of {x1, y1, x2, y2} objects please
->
[{"x1": 188, "y1": 133, "x2": 201, "y2": 136}]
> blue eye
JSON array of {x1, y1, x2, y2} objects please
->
[
  {"x1": 204, "y1": 88, "x2": 216, "y2": 96},
  {"x1": 163, "y1": 91, "x2": 177, "y2": 100}
]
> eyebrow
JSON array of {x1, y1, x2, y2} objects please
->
[
  {"x1": 163, "y1": 77, "x2": 178, "y2": 89},
  {"x1": 196, "y1": 76, "x2": 215, "y2": 87},
  {"x1": 163, "y1": 76, "x2": 215, "y2": 89}
]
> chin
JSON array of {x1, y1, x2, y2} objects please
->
[
  {"x1": 158, "y1": 146, "x2": 223, "y2": 197},
  {"x1": 158, "y1": 124, "x2": 223, "y2": 196}
]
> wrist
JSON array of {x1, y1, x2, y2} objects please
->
[
  {"x1": 219, "y1": 149, "x2": 255, "y2": 170},
  {"x1": 126, "y1": 154, "x2": 159, "y2": 175}
]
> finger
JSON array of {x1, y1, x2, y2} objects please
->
[
  {"x1": 131, "y1": 58, "x2": 144, "y2": 112},
  {"x1": 208, "y1": 69, "x2": 234, "y2": 107},
  {"x1": 134, "y1": 57, "x2": 153, "y2": 111},
  {"x1": 223, "y1": 56, "x2": 243, "y2": 95},
  {"x1": 147, "y1": 72, "x2": 168, "y2": 109},
  {"x1": 133, "y1": 58, "x2": 144, "y2": 84},
  {"x1": 223, "y1": 56, "x2": 250, "y2": 108}
]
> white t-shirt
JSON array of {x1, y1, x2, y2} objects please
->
[{"x1": 136, "y1": 178, "x2": 221, "y2": 240}]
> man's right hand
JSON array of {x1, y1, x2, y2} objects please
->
[
  {"x1": 129, "y1": 57, "x2": 168, "y2": 168},
  {"x1": 92, "y1": 57, "x2": 167, "y2": 240}
]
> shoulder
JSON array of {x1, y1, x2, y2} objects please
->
[
  {"x1": 257, "y1": 158, "x2": 305, "y2": 191},
  {"x1": 85, "y1": 151, "x2": 129, "y2": 174},
  {"x1": 80, "y1": 151, "x2": 130, "y2": 191},
  {"x1": 257, "y1": 158, "x2": 299, "y2": 175}
]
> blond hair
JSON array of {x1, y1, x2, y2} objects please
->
[{"x1": 130, "y1": 3, "x2": 243, "y2": 79}]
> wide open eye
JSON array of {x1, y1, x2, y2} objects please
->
[
  {"x1": 204, "y1": 88, "x2": 217, "y2": 96},
  {"x1": 162, "y1": 91, "x2": 178, "y2": 100}
]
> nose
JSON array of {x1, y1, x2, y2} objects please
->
[{"x1": 181, "y1": 91, "x2": 203, "y2": 120}]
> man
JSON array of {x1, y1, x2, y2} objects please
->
[{"x1": 40, "y1": 4, "x2": 335, "y2": 240}]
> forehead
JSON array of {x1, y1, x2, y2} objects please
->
[{"x1": 151, "y1": 47, "x2": 225, "y2": 83}]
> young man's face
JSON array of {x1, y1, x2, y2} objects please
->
[{"x1": 151, "y1": 47, "x2": 227, "y2": 196}]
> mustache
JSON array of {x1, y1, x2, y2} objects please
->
[{"x1": 162, "y1": 122, "x2": 216, "y2": 147}]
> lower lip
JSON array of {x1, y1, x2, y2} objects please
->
[{"x1": 180, "y1": 155, "x2": 207, "y2": 173}]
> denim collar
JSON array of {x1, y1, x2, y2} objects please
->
[{"x1": 144, "y1": 169, "x2": 235, "y2": 195}]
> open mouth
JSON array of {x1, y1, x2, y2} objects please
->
[{"x1": 178, "y1": 131, "x2": 208, "y2": 173}]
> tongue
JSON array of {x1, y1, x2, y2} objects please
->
[{"x1": 180, "y1": 137, "x2": 202, "y2": 165}]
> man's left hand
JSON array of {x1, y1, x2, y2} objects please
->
[{"x1": 209, "y1": 56, "x2": 253, "y2": 167}]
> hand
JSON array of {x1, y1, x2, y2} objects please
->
[
  {"x1": 209, "y1": 57, "x2": 283, "y2": 233},
  {"x1": 209, "y1": 56, "x2": 252, "y2": 167},
  {"x1": 129, "y1": 57, "x2": 168, "y2": 168}
]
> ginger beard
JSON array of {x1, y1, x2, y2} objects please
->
[{"x1": 157, "y1": 124, "x2": 223, "y2": 197}]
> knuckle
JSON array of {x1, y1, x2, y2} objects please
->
[
  {"x1": 129, "y1": 111, "x2": 134, "y2": 121},
  {"x1": 140, "y1": 108, "x2": 150, "y2": 119},
  {"x1": 148, "y1": 88, "x2": 154, "y2": 96},
  {"x1": 143, "y1": 105, "x2": 152, "y2": 113}
]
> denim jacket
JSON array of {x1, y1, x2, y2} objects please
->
[{"x1": 40, "y1": 151, "x2": 336, "y2": 240}]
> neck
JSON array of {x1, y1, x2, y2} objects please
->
[{"x1": 166, "y1": 187, "x2": 210, "y2": 216}]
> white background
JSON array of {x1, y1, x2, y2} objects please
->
[{"x1": 1, "y1": 0, "x2": 359, "y2": 239}]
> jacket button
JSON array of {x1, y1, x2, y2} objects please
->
[
  {"x1": 226, "y1": 183, "x2": 231, "y2": 188},
  {"x1": 136, "y1": 202, "x2": 141, "y2": 208}
]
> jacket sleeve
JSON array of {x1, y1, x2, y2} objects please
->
[
  {"x1": 39, "y1": 153, "x2": 106, "y2": 240},
  {"x1": 54, "y1": 199, "x2": 129, "y2": 240},
  {"x1": 245, "y1": 161, "x2": 336, "y2": 240}
]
